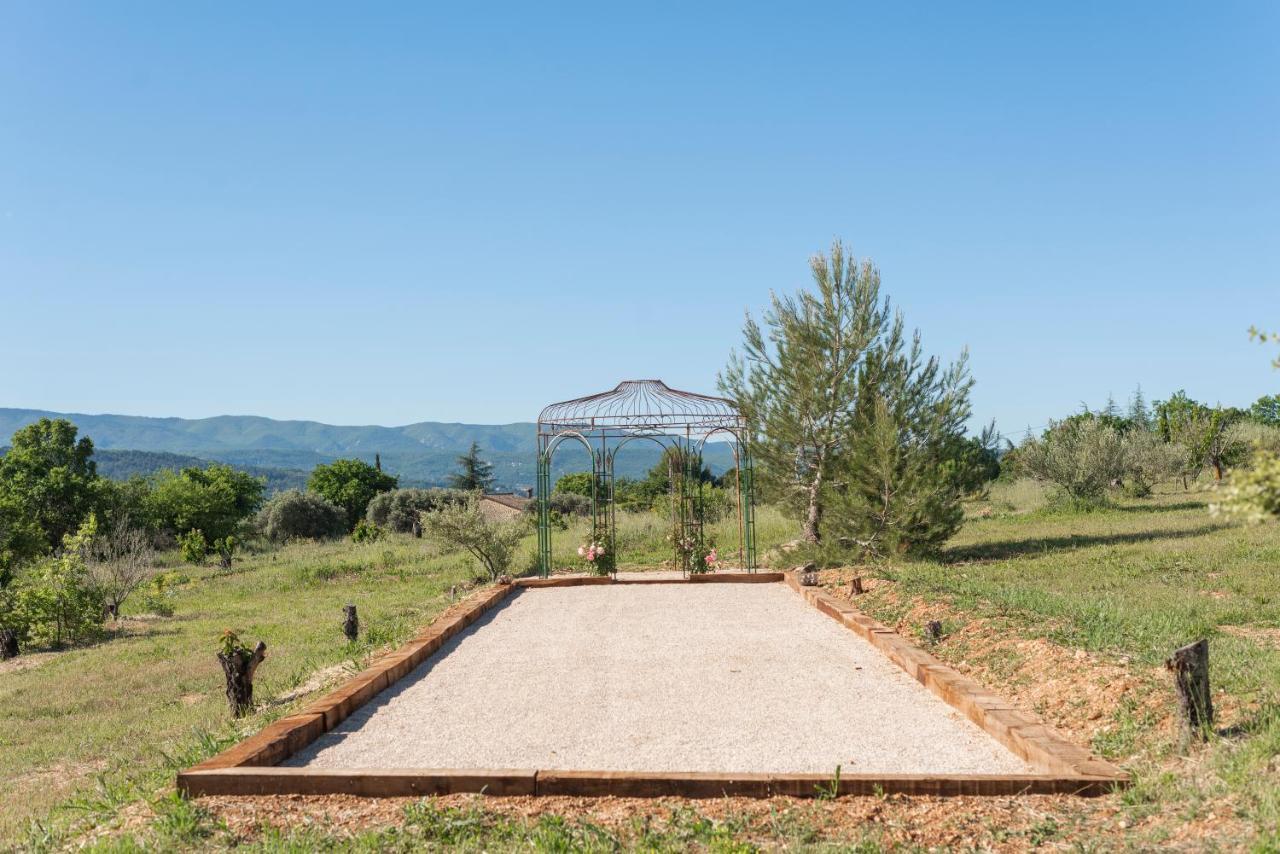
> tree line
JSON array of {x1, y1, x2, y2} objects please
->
[{"x1": 0, "y1": 418, "x2": 506, "y2": 654}]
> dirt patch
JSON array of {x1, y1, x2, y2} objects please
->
[
  {"x1": 815, "y1": 568, "x2": 1180, "y2": 751},
  {"x1": 197, "y1": 789, "x2": 1255, "y2": 851},
  {"x1": 0, "y1": 650, "x2": 62, "y2": 676},
  {"x1": 1219, "y1": 624, "x2": 1280, "y2": 649},
  {"x1": 270, "y1": 663, "x2": 354, "y2": 707}
]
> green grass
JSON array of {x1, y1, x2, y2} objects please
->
[
  {"x1": 4, "y1": 487, "x2": 1280, "y2": 850},
  {"x1": 868, "y1": 483, "x2": 1280, "y2": 845},
  {"x1": 0, "y1": 535, "x2": 481, "y2": 845}
]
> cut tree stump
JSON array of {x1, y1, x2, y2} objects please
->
[
  {"x1": 0, "y1": 628, "x2": 18, "y2": 660},
  {"x1": 1166, "y1": 639, "x2": 1213, "y2": 738},
  {"x1": 217, "y1": 640, "x2": 267, "y2": 717},
  {"x1": 924, "y1": 620, "x2": 943, "y2": 645},
  {"x1": 343, "y1": 604, "x2": 359, "y2": 642}
]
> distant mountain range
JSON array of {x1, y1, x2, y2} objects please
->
[{"x1": 0, "y1": 408, "x2": 734, "y2": 490}]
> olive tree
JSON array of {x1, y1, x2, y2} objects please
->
[
  {"x1": 1018, "y1": 418, "x2": 1127, "y2": 503},
  {"x1": 257, "y1": 490, "x2": 347, "y2": 541},
  {"x1": 421, "y1": 495, "x2": 524, "y2": 581}
]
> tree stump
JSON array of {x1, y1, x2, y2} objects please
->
[
  {"x1": 217, "y1": 640, "x2": 266, "y2": 717},
  {"x1": 1166, "y1": 639, "x2": 1213, "y2": 739},
  {"x1": 924, "y1": 620, "x2": 943, "y2": 645},
  {"x1": 0, "y1": 629, "x2": 18, "y2": 660},
  {"x1": 343, "y1": 604, "x2": 359, "y2": 642},
  {"x1": 850, "y1": 577, "x2": 864, "y2": 596}
]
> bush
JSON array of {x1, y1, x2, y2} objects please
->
[
  {"x1": 546, "y1": 492, "x2": 592, "y2": 517},
  {"x1": 177, "y1": 529, "x2": 208, "y2": 564},
  {"x1": 1227, "y1": 421, "x2": 1280, "y2": 459},
  {"x1": 309, "y1": 459, "x2": 398, "y2": 530},
  {"x1": 11, "y1": 519, "x2": 103, "y2": 648},
  {"x1": 1211, "y1": 450, "x2": 1280, "y2": 523},
  {"x1": 350, "y1": 519, "x2": 386, "y2": 543},
  {"x1": 421, "y1": 496, "x2": 525, "y2": 582},
  {"x1": 148, "y1": 464, "x2": 265, "y2": 542},
  {"x1": 1122, "y1": 431, "x2": 1186, "y2": 497},
  {"x1": 258, "y1": 490, "x2": 347, "y2": 542},
  {"x1": 1019, "y1": 418, "x2": 1127, "y2": 503},
  {"x1": 365, "y1": 488, "x2": 468, "y2": 534}
]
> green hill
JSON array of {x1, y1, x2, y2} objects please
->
[{"x1": 0, "y1": 408, "x2": 735, "y2": 489}]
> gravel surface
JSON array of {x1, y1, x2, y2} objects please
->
[{"x1": 287, "y1": 584, "x2": 1033, "y2": 774}]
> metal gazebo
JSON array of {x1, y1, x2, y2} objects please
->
[{"x1": 535, "y1": 379, "x2": 757, "y2": 577}]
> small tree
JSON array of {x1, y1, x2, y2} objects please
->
[
  {"x1": 722, "y1": 240, "x2": 977, "y2": 550},
  {"x1": 553, "y1": 472, "x2": 594, "y2": 497},
  {"x1": 421, "y1": 496, "x2": 524, "y2": 582},
  {"x1": 149, "y1": 464, "x2": 265, "y2": 541},
  {"x1": 86, "y1": 514, "x2": 155, "y2": 618},
  {"x1": 1019, "y1": 418, "x2": 1127, "y2": 503},
  {"x1": 1156, "y1": 393, "x2": 1248, "y2": 482},
  {"x1": 258, "y1": 490, "x2": 348, "y2": 541},
  {"x1": 448, "y1": 442, "x2": 495, "y2": 492},
  {"x1": 720, "y1": 241, "x2": 894, "y2": 544},
  {"x1": 13, "y1": 518, "x2": 104, "y2": 648},
  {"x1": 365, "y1": 488, "x2": 467, "y2": 534},
  {"x1": 0, "y1": 418, "x2": 100, "y2": 552},
  {"x1": 1123, "y1": 430, "x2": 1185, "y2": 497},
  {"x1": 308, "y1": 459, "x2": 398, "y2": 530}
]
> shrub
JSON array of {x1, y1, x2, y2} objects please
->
[
  {"x1": 258, "y1": 490, "x2": 347, "y2": 542},
  {"x1": 1122, "y1": 431, "x2": 1186, "y2": 497},
  {"x1": 148, "y1": 464, "x2": 265, "y2": 542},
  {"x1": 421, "y1": 496, "x2": 524, "y2": 582},
  {"x1": 1227, "y1": 421, "x2": 1280, "y2": 459},
  {"x1": 1019, "y1": 418, "x2": 1127, "y2": 503},
  {"x1": 1211, "y1": 451, "x2": 1280, "y2": 523},
  {"x1": 178, "y1": 529, "x2": 208, "y2": 564},
  {"x1": 140, "y1": 574, "x2": 177, "y2": 617},
  {"x1": 365, "y1": 488, "x2": 468, "y2": 534},
  {"x1": 350, "y1": 519, "x2": 386, "y2": 543},
  {"x1": 86, "y1": 513, "x2": 155, "y2": 617},
  {"x1": 546, "y1": 492, "x2": 592, "y2": 517},
  {"x1": 12, "y1": 519, "x2": 103, "y2": 648},
  {"x1": 309, "y1": 459, "x2": 398, "y2": 530}
]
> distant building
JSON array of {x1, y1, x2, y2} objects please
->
[{"x1": 479, "y1": 489, "x2": 533, "y2": 521}]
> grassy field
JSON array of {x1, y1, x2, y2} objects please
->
[{"x1": 1, "y1": 485, "x2": 1278, "y2": 850}]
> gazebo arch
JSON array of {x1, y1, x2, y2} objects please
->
[{"x1": 535, "y1": 379, "x2": 756, "y2": 577}]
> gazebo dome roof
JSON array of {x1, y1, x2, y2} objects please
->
[{"x1": 537, "y1": 379, "x2": 742, "y2": 436}]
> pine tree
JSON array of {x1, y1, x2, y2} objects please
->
[
  {"x1": 720, "y1": 239, "x2": 980, "y2": 553},
  {"x1": 448, "y1": 442, "x2": 494, "y2": 492},
  {"x1": 720, "y1": 241, "x2": 890, "y2": 543},
  {"x1": 1128, "y1": 385, "x2": 1151, "y2": 431}
]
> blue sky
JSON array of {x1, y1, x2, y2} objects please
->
[{"x1": 1, "y1": 3, "x2": 1276, "y2": 438}]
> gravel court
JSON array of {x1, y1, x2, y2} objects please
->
[{"x1": 287, "y1": 583, "x2": 1033, "y2": 775}]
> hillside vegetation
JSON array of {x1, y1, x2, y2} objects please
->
[
  {"x1": 0, "y1": 408, "x2": 737, "y2": 488},
  {"x1": 1, "y1": 487, "x2": 1278, "y2": 850}
]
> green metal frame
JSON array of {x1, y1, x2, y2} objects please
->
[{"x1": 534, "y1": 381, "x2": 756, "y2": 577}]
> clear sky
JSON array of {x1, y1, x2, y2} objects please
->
[{"x1": 1, "y1": 2, "x2": 1276, "y2": 437}]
